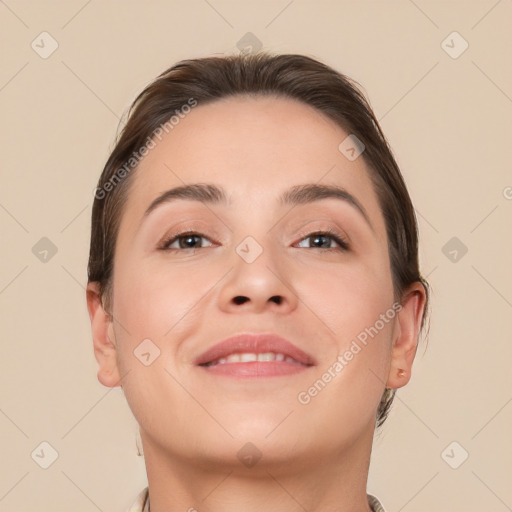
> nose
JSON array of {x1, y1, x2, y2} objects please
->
[{"x1": 217, "y1": 241, "x2": 299, "y2": 315}]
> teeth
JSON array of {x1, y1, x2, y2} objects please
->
[
  {"x1": 210, "y1": 352, "x2": 296, "y2": 365},
  {"x1": 239, "y1": 353, "x2": 257, "y2": 362}
]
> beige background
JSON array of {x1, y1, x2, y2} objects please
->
[{"x1": 1, "y1": 1, "x2": 511, "y2": 511}]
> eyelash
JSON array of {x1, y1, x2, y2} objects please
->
[{"x1": 159, "y1": 228, "x2": 350, "y2": 253}]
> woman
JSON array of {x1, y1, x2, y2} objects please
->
[{"x1": 86, "y1": 52, "x2": 429, "y2": 512}]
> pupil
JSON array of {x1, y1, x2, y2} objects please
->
[
  {"x1": 313, "y1": 235, "x2": 328, "y2": 248},
  {"x1": 181, "y1": 235, "x2": 199, "y2": 248}
]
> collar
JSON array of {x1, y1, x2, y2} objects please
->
[{"x1": 128, "y1": 487, "x2": 386, "y2": 512}]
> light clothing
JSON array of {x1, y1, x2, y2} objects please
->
[
  {"x1": 127, "y1": 487, "x2": 386, "y2": 511},
  {"x1": 126, "y1": 487, "x2": 149, "y2": 512},
  {"x1": 368, "y1": 493, "x2": 387, "y2": 512}
]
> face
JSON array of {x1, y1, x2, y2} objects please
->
[{"x1": 90, "y1": 95, "x2": 422, "y2": 470}]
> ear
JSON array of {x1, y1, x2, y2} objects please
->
[
  {"x1": 386, "y1": 281, "x2": 427, "y2": 389},
  {"x1": 86, "y1": 282, "x2": 122, "y2": 388}
]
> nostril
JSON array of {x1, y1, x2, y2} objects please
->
[{"x1": 232, "y1": 295, "x2": 283, "y2": 306}]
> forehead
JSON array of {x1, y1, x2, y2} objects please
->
[{"x1": 119, "y1": 95, "x2": 385, "y2": 233}]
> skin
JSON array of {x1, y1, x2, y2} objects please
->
[{"x1": 87, "y1": 95, "x2": 426, "y2": 512}]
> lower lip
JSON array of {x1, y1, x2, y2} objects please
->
[{"x1": 198, "y1": 361, "x2": 311, "y2": 378}]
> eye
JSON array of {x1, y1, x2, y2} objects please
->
[
  {"x1": 295, "y1": 229, "x2": 349, "y2": 252},
  {"x1": 159, "y1": 231, "x2": 214, "y2": 251},
  {"x1": 158, "y1": 229, "x2": 349, "y2": 252}
]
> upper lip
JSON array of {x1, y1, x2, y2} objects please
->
[{"x1": 194, "y1": 333, "x2": 317, "y2": 366}]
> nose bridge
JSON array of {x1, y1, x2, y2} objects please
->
[{"x1": 217, "y1": 230, "x2": 298, "y2": 313}]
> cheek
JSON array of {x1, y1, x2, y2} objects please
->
[
  {"x1": 112, "y1": 257, "x2": 211, "y2": 345},
  {"x1": 298, "y1": 254, "x2": 395, "y2": 340},
  {"x1": 109, "y1": 258, "x2": 215, "y2": 431},
  {"x1": 293, "y1": 255, "x2": 395, "y2": 395},
  {"x1": 296, "y1": 268, "x2": 396, "y2": 424}
]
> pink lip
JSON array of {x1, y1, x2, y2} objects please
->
[
  {"x1": 194, "y1": 333, "x2": 317, "y2": 375},
  {"x1": 200, "y1": 361, "x2": 310, "y2": 378}
]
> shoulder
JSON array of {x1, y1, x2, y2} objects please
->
[
  {"x1": 126, "y1": 487, "x2": 149, "y2": 512},
  {"x1": 367, "y1": 493, "x2": 386, "y2": 512}
]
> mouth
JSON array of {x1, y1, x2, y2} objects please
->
[
  {"x1": 202, "y1": 352, "x2": 305, "y2": 366},
  {"x1": 194, "y1": 333, "x2": 316, "y2": 378}
]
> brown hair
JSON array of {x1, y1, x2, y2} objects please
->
[{"x1": 88, "y1": 52, "x2": 430, "y2": 428}]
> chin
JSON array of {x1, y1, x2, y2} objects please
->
[
  {"x1": 216, "y1": 404, "x2": 299, "y2": 437},
  {"x1": 193, "y1": 435, "x2": 308, "y2": 474}
]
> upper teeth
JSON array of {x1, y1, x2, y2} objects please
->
[{"x1": 210, "y1": 352, "x2": 298, "y2": 365}]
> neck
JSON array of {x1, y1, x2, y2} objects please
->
[{"x1": 140, "y1": 427, "x2": 375, "y2": 512}]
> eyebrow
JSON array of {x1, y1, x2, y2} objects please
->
[{"x1": 143, "y1": 182, "x2": 373, "y2": 230}]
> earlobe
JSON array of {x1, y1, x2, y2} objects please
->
[
  {"x1": 386, "y1": 282, "x2": 427, "y2": 389},
  {"x1": 86, "y1": 282, "x2": 122, "y2": 388}
]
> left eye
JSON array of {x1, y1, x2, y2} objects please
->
[
  {"x1": 296, "y1": 231, "x2": 349, "y2": 251},
  {"x1": 160, "y1": 232, "x2": 214, "y2": 250}
]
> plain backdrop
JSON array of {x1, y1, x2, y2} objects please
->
[{"x1": 1, "y1": 1, "x2": 511, "y2": 511}]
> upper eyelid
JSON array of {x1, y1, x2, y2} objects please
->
[
  {"x1": 293, "y1": 222, "x2": 351, "y2": 246},
  {"x1": 294, "y1": 226, "x2": 348, "y2": 241}
]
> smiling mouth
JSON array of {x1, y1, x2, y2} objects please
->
[
  {"x1": 195, "y1": 333, "x2": 315, "y2": 378},
  {"x1": 201, "y1": 351, "x2": 309, "y2": 367}
]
